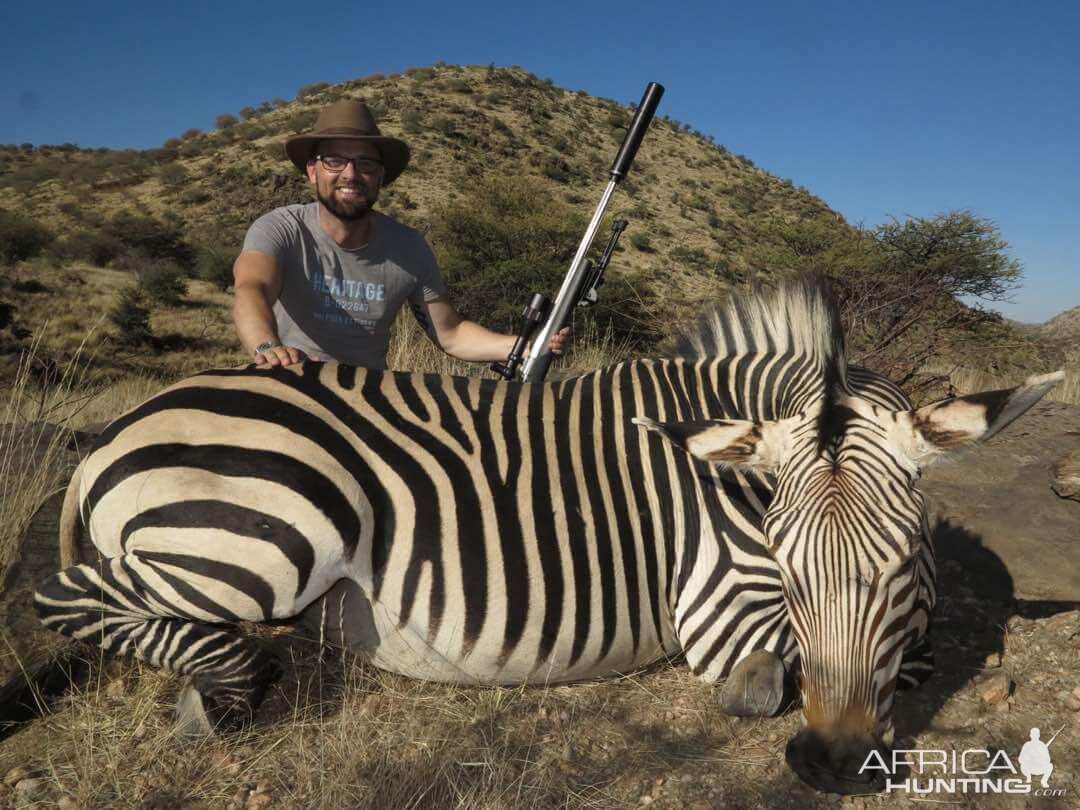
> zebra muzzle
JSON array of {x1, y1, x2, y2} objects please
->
[{"x1": 785, "y1": 728, "x2": 890, "y2": 795}]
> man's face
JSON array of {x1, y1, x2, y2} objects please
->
[{"x1": 306, "y1": 139, "x2": 384, "y2": 221}]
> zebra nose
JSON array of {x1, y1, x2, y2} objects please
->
[{"x1": 785, "y1": 729, "x2": 889, "y2": 794}]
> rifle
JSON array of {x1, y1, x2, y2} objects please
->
[
  {"x1": 490, "y1": 81, "x2": 664, "y2": 383},
  {"x1": 1046, "y1": 723, "x2": 1066, "y2": 747}
]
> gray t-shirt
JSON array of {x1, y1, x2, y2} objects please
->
[{"x1": 242, "y1": 203, "x2": 448, "y2": 368}]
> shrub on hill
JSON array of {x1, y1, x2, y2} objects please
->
[
  {"x1": 428, "y1": 175, "x2": 658, "y2": 344},
  {"x1": 110, "y1": 285, "x2": 153, "y2": 346},
  {"x1": 297, "y1": 82, "x2": 330, "y2": 100},
  {"x1": 215, "y1": 114, "x2": 239, "y2": 130},
  {"x1": 138, "y1": 259, "x2": 188, "y2": 306},
  {"x1": 158, "y1": 163, "x2": 188, "y2": 189},
  {"x1": 287, "y1": 110, "x2": 318, "y2": 133},
  {"x1": 0, "y1": 210, "x2": 54, "y2": 264},
  {"x1": 103, "y1": 211, "x2": 195, "y2": 270},
  {"x1": 46, "y1": 230, "x2": 124, "y2": 266},
  {"x1": 194, "y1": 245, "x2": 235, "y2": 291}
]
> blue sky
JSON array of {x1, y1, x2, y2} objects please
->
[{"x1": 3, "y1": 0, "x2": 1077, "y2": 322}]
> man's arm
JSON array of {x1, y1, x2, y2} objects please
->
[
  {"x1": 423, "y1": 299, "x2": 570, "y2": 362},
  {"x1": 232, "y1": 250, "x2": 306, "y2": 366}
]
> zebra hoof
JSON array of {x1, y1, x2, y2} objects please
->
[
  {"x1": 720, "y1": 649, "x2": 786, "y2": 717},
  {"x1": 174, "y1": 681, "x2": 214, "y2": 738}
]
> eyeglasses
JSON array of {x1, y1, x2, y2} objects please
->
[{"x1": 316, "y1": 155, "x2": 383, "y2": 174}]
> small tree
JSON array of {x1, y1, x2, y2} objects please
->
[
  {"x1": 240, "y1": 106, "x2": 258, "y2": 120},
  {"x1": 139, "y1": 260, "x2": 188, "y2": 306},
  {"x1": 401, "y1": 109, "x2": 423, "y2": 134},
  {"x1": 195, "y1": 245, "x2": 235, "y2": 291},
  {"x1": 215, "y1": 114, "x2": 238, "y2": 130},
  {"x1": 110, "y1": 285, "x2": 153, "y2": 346},
  {"x1": 158, "y1": 163, "x2": 188, "y2": 189},
  {"x1": 0, "y1": 210, "x2": 54, "y2": 264},
  {"x1": 296, "y1": 81, "x2": 330, "y2": 100}
]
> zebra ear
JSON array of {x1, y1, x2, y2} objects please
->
[
  {"x1": 632, "y1": 416, "x2": 792, "y2": 471},
  {"x1": 895, "y1": 371, "x2": 1064, "y2": 464}
]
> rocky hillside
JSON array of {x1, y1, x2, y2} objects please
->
[{"x1": 0, "y1": 64, "x2": 840, "y2": 323}]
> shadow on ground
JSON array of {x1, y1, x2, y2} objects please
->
[{"x1": 895, "y1": 517, "x2": 1079, "y2": 743}]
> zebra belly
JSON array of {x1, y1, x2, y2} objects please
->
[{"x1": 300, "y1": 579, "x2": 671, "y2": 685}]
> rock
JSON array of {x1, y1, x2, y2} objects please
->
[
  {"x1": 1050, "y1": 449, "x2": 1080, "y2": 501},
  {"x1": 245, "y1": 788, "x2": 273, "y2": 810},
  {"x1": 1065, "y1": 693, "x2": 1080, "y2": 712},
  {"x1": 14, "y1": 778, "x2": 46, "y2": 801},
  {"x1": 984, "y1": 652, "x2": 1002, "y2": 668},
  {"x1": 975, "y1": 671, "x2": 1012, "y2": 705},
  {"x1": 3, "y1": 768, "x2": 31, "y2": 787}
]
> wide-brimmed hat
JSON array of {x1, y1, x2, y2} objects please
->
[{"x1": 285, "y1": 100, "x2": 410, "y2": 185}]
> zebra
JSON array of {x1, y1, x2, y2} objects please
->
[{"x1": 33, "y1": 276, "x2": 1061, "y2": 794}]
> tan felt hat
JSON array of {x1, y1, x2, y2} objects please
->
[{"x1": 285, "y1": 100, "x2": 409, "y2": 185}]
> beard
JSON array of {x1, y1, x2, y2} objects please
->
[{"x1": 317, "y1": 183, "x2": 379, "y2": 221}]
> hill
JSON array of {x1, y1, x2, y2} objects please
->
[
  {"x1": 0, "y1": 64, "x2": 838, "y2": 327},
  {"x1": 0, "y1": 63, "x2": 1070, "y2": 402}
]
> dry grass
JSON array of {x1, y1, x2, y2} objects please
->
[
  {"x1": 1, "y1": 640, "x2": 797, "y2": 808},
  {"x1": 0, "y1": 330, "x2": 93, "y2": 573},
  {"x1": 934, "y1": 364, "x2": 1080, "y2": 405}
]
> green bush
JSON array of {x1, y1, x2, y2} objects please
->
[
  {"x1": 158, "y1": 163, "x2": 188, "y2": 189},
  {"x1": 441, "y1": 78, "x2": 472, "y2": 94},
  {"x1": 139, "y1": 259, "x2": 188, "y2": 306},
  {"x1": 426, "y1": 176, "x2": 657, "y2": 346},
  {"x1": 429, "y1": 176, "x2": 586, "y2": 329},
  {"x1": 630, "y1": 232, "x2": 653, "y2": 252},
  {"x1": 287, "y1": 110, "x2": 318, "y2": 133},
  {"x1": 47, "y1": 230, "x2": 124, "y2": 266},
  {"x1": 0, "y1": 210, "x2": 54, "y2": 264},
  {"x1": 296, "y1": 82, "x2": 330, "y2": 100},
  {"x1": 110, "y1": 285, "x2": 153, "y2": 346},
  {"x1": 180, "y1": 188, "x2": 211, "y2": 206},
  {"x1": 431, "y1": 115, "x2": 455, "y2": 137},
  {"x1": 195, "y1": 245, "x2": 234, "y2": 291},
  {"x1": 401, "y1": 109, "x2": 423, "y2": 134},
  {"x1": 103, "y1": 211, "x2": 195, "y2": 269}
]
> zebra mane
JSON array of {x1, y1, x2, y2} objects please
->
[
  {"x1": 673, "y1": 274, "x2": 847, "y2": 375},
  {"x1": 670, "y1": 274, "x2": 848, "y2": 426}
]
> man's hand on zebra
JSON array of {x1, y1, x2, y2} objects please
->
[{"x1": 253, "y1": 344, "x2": 319, "y2": 368}]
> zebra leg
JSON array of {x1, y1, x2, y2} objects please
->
[
  {"x1": 719, "y1": 649, "x2": 787, "y2": 717},
  {"x1": 897, "y1": 633, "x2": 935, "y2": 690},
  {"x1": 34, "y1": 557, "x2": 282, "y2": 731}
]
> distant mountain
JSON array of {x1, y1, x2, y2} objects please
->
[{"x1": 1038, "y1": 306, "x2": 1080, "y2": 340}]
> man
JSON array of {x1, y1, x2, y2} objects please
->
[{"x1": 233, "y1": 100, "x2": 568, "y2": 369}]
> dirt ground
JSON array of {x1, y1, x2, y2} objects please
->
[{"x1": 0, "y1": 403, "x2": 1077, "y2": 808}]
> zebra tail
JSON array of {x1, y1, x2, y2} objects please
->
[
  {"x1": 59, "y1": 457, "x2": 85, "y2": 569},
  {"x1": 0, "y1": 645, "x2": 94, "y2": 740}
]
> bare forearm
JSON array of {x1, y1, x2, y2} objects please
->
[
  {"x1": 440, "y1": 319, "x2": 516, "y2": 362},
  {"x1": 233, "y1": 284, "x2": 279, "y2": 355}
]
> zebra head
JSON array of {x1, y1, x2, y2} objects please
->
[{"x1": 637, "y1": 278, "x2": 1063, "y2": 793}]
